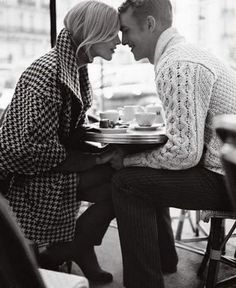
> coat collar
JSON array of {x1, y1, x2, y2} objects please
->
[{"x1": 55, "y1": 28, "x2": 82, "y2": 99}]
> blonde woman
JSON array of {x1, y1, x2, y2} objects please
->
[{"x1": 0, "y1": 1, "x2": 120, "y2": 283}]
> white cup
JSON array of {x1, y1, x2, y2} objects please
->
[
  {"x1": 146, "y1": 104, "x2": 165, "y2": 124},
  {"x1": 135, "y1": 112, "x2": 156, "y2": 127},
  {"x1": 99, "y1": 110, "x2": 119, "y2": 123},
  {"x1": 121, "y1": 105, "x2": 144, "y2": 123}
]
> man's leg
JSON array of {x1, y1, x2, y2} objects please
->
[
  {"x1": 113, "y1": 183, "x2": 164, "y2": 288},
  {"x1": 157, "y1": 207, "x2": 178, "y2": 273},
  {"x1": 112, "y1": 166, "x2": 230, "y2": 288}
]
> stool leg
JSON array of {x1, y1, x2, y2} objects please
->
[
  {"x1": 175, "y1": 209, "x2": 186, "y2": 240},
  {"x1": 206, "y1": 218, "x2": 223, "y2": 288},
  {"x1": 197, "y1": 234, "x2": 211, "y2": 277},
  {"x1": 195, "y1": 210, "x2": 201, "y2": 237}
]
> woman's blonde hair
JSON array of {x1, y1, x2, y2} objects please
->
[{"x1": 64, "y1": 0, "x2": 120, "y2": 60}]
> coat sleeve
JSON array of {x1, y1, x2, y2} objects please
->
[
  {"x1": 123, "y1": 61, "x2": 216, "y2": 170},
  {"x1": 0, "y1": 80, "x2": 66, "y2": 175}
]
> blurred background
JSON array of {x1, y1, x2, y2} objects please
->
[{"x1": 0, "y1": 0, "x2": 236, "y2": 118}]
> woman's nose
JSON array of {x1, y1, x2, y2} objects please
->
[{"x1": 115, "y1": 35, "x2": 121, "y2": 45}]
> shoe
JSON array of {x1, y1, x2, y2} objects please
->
[{"x1": 73, "y1": 246, "x2": 113, "y2": 283}]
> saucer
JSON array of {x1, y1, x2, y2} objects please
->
[
  {"x1": 133, "y1": 123, "x2": 162, "y2": 131},
  {"x1": 91, "y1": 123, "x2": 128, "y2": 134},
  {"x1": 99, "y1": 127, "x2": 127, "y2": 134}
]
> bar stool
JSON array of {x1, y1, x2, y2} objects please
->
[{"x1": 197, "y1": 210, "x2": 236, "y2": 288}]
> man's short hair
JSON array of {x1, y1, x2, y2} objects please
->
[{"x1": 118, "y1": 0, "x2": 173, "y2": 28}]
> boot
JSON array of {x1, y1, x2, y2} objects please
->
[{"x1": 72, "y1": 245, "x2": 113, "y2": 283}]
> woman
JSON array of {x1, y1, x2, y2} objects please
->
[{"x1": 0, "y1": 1, "x2": 120, "y2": 283}]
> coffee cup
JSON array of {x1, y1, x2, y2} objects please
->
[
  {"x1": 146, "y1": 104, "x2": 165, "y2": 124},
  {"x1": 135, "y1": 112, "x2": 156, "y2": 127},
  {"x1": 99, "y1": 110, "x2": 119, "y2": 124},
  {"x1": 121, "y1": 105, "x2": 144, "y2": 123}
]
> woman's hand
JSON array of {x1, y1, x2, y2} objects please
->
[
  {"x1": 96, "y1": 148, "x2": 116, "y2": 165},
  {"x1": 110, "y1": 147, "x2": 126, "y2": 170}
]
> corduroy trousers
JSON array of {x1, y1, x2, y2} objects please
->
[{"x1": 112, "y1": 165, "x2": 231, "y2": 288}]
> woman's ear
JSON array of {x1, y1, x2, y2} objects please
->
[{"x1": 146, "y1": 15, "x2": 156, "y2": 32}]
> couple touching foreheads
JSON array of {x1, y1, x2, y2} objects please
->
[{"x1": 0, "y1": 0, "x2": 235, "y2": 287}]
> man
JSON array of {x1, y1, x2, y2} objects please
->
[{"x1": 111, "y1": 0, "x2": 236, "y2": 287}]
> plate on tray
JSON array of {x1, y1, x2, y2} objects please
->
[
  {"x1": 132, "y1": 123, "x2": 163, "y2": 131},
  {"x1": 91, "y1": 123, "x2": 128, "y2": 134}
]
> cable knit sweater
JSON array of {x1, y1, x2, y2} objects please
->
[{"x1": 124, "y1": 28, "x2": 236, "y2": 174}]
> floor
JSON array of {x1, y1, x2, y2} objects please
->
[{"x1": 70, "y1": 207, "x2": 236, "y2": 288}]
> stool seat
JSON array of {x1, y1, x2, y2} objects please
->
[{"x1": 201, "y1": 210, "x2": 236, "y2": 222}]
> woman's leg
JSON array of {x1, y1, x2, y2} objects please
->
[
  {"x1": 72, "y1": 164, "x2": 115, "y2": 283},
  {"x1": 39, "y1": 164, "x2": 115, "y2": 283},
  {"x1": 75, "y1": 163, "x2": 115, "y2": 245}
]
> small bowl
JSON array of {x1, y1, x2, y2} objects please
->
[
  {"x1": 135, "y1": 112, "x2": 156, "y2": 127},
  {"x1": 99, "y1": 110, "x2": 119, "y2": 123}
]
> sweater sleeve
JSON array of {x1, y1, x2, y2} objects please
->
[
  {"x1": 0, "y1": 82, "x2": 66, "y2": 175},
  {"x1": 123, "y1": 61, "x2": 216, "y2": 170}
]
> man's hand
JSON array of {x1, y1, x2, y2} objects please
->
[{"x1": 110, "y1": 147, "x2": 126, "y2": 170}]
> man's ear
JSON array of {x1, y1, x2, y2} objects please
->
[{"x1": 146, "y1": 15, "x2": 156, "y2": 32}]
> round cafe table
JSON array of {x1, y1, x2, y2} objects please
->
[{"x1": 84, "y1": 123, "x2": 167, "y2": 145}]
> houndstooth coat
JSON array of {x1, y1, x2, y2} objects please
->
[{"x1": 0, "y1": 29, "x2": 93, "y2": 244}]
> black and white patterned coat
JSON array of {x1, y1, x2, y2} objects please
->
[{"x1": 0, "y1": 29, "x2": 93, "y2": 244}]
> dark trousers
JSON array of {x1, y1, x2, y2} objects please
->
[
  {"x1": 112, "y1": 165, "x2": 231, "y2": 288},
  {"x1": 75, "y1": 164, "x2": 115, "y2": 246}
]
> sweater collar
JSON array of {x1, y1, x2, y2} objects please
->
[{"x1": 154, "y1": 27, "x2": 185, "y2": 67}]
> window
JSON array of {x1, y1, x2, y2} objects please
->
[{"x1": 0, "y1": 0, "x2": 50, "y2": 115}]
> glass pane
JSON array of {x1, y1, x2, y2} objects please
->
[
  {"x1": 0, "y1": 0, "x2": 50, "y2": 117},
  {"x1": 56, "y1": 0, "x2": 236, "y2": 116}
]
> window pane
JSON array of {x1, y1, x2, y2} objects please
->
[{"x1": 0, "y1": 0, "x2": 50, "y2": 116}]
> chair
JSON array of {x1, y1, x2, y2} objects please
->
[
  {"x1": 197, "y1": 210, "x2": 236, "y2": 288},
  {"x1": 196, "y1": 114, "x2": 236, "y2": 288},
  {"x1": 215, "y1": 114, "x2": 236, "y2": 212},
  {"x1": 0, "y1": 193, "x2": 89, "y2": 288},
  {"x1": 175, "y1": 209, "x2": 208, "y2": 242}
]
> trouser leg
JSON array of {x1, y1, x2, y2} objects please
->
[
  {"x1": 113, "y1": 184, "x2": 164, "y2": 288},
  {"x1": 112, "y1": 166, "x2": 231, "y2": 288},
  {"x1": 157, "y1": 207, "x2": 178, "y2": 270}
]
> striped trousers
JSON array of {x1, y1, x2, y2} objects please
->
[{"x1": 112, "y1": 165, "x2": 231, "y2": 288}]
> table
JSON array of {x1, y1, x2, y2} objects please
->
[{"x1": 85, "y1": 124, "x2": 167, "y2": 145}]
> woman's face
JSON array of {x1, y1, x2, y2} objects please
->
[{"x1": 90, "y1": 34, "x2": 121, "y2": 61}]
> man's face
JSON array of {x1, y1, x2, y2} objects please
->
[{"x1": 120, "y1": 7, "x2": 149, "y2": 61}]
